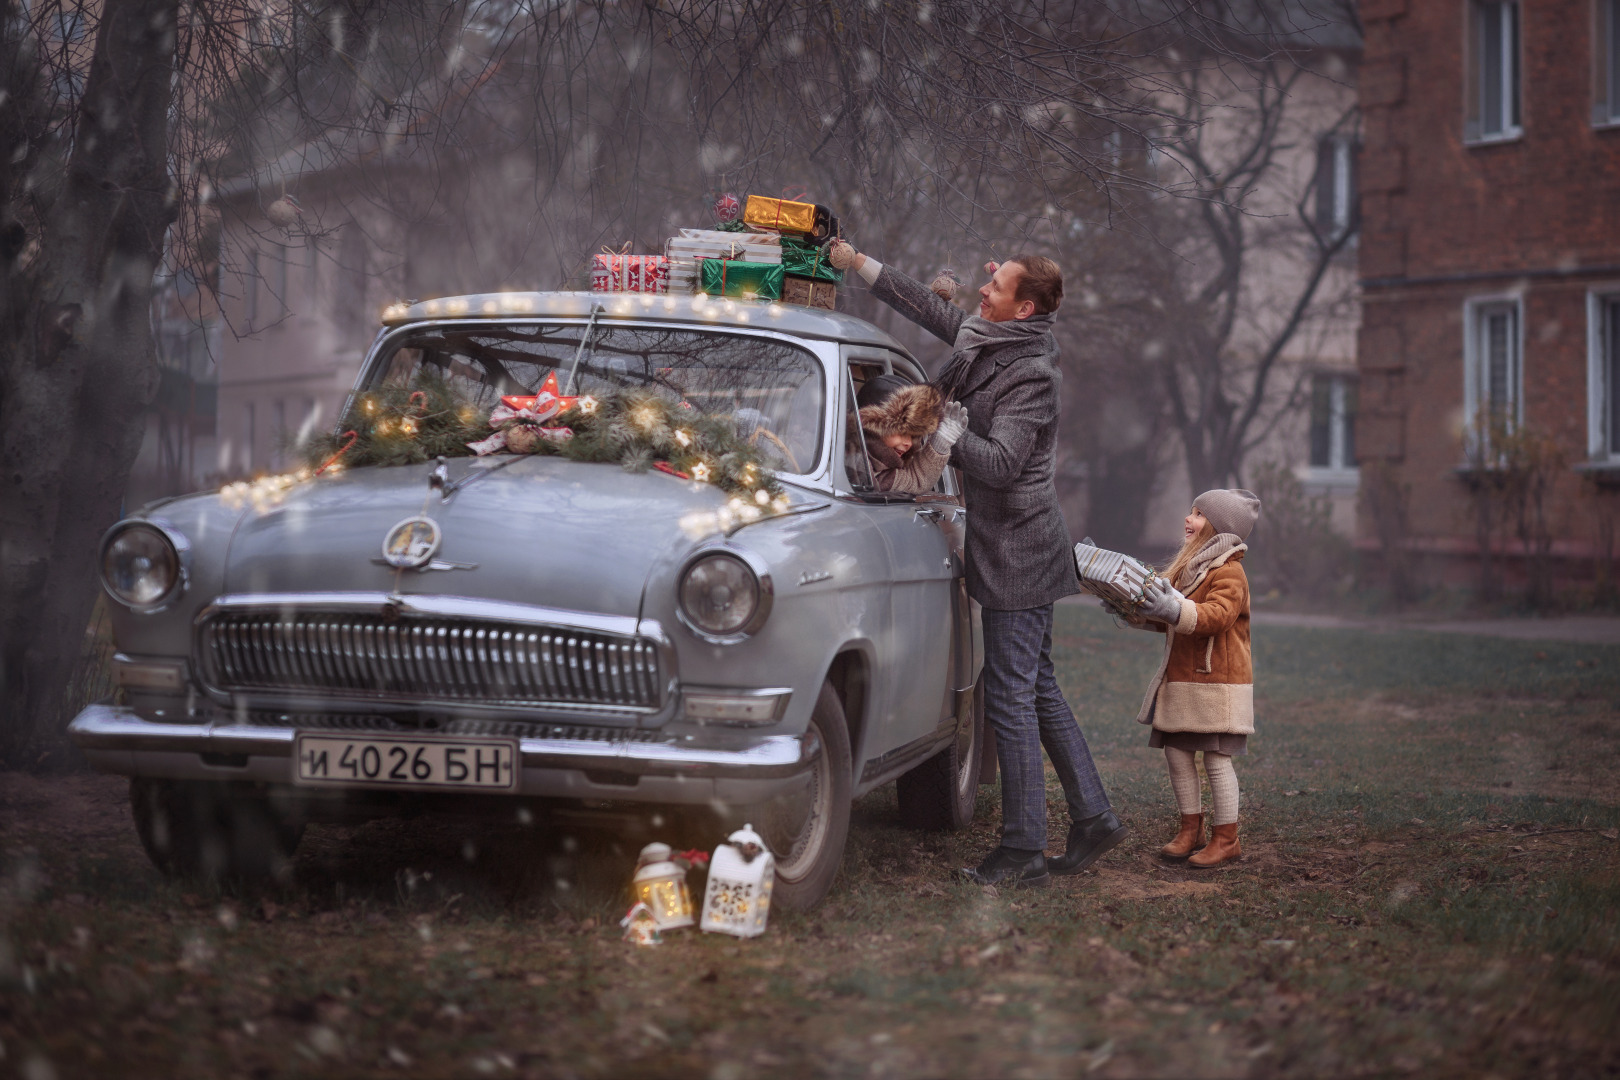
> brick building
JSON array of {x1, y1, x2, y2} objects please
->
[{"x1": 1357, "y1": 0, "x2": 1620, "y2": 597}]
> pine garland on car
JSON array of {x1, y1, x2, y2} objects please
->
[{"x1": 301, "y1": 370, "x2": 785, "y2": 503}]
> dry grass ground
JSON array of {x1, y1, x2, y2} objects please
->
[{"x1": 2, "y1": 606, "x2": 1618, "y2": 1078}]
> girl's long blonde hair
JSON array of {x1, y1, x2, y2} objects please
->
[{"x1": 1164, "y1": 519, "x2": 1218, "y2": 587}]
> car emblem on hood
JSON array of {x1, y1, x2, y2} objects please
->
[{"x1": 382, "y1": 516, "x2": 442, "y2": 569}]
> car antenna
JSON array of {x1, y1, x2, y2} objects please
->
[{"x1": 563, "y1": 301, "x2": 604, "y2": 396}]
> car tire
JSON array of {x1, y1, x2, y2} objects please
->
[
  {"x1": 751, "y1": 680, "x2": 852, "y2": 913},
  {"x1": 895, "y1": 681, "x2": 983, "y2": 831},
  {"x1": 131, "y1": 779, "x2": 304, "y2": 883}
]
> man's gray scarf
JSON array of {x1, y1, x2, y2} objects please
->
[{"x1": 934, "y1": 312, "x2": 1056, "y2": 399}]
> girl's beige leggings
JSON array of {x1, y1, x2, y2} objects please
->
[{"x1": 1164, "y1": 747, "x2": 1240, "y2": 825}]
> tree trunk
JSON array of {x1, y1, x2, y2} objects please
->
[{"x1": 0, "y1": 0, "x2": 178, "y2": 767}]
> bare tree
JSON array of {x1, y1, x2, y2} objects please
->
[
  {"x1": 1, "y1": 0, "x2": 181, "y2": 766},
  {"x1": 1140, "y1": 27, "x2": 1360, "y2": 496}
]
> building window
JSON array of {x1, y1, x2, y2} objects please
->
[
  {"x1": 244, "y1": 249, "x2": 260, "y2": 329},
  {"x1": 272, "y1": 400, "x2": 287, "y2": 470},
  {"x1": 271, "y1": 242, "x2": 289, "y2": 318},
  {"x1": 243, "y1": 401, "x2": 256, "y2": 473},
  {"x1": 1466, "y1": 1, "x2": 1522, "y2": 142},
  {"x1": 1308, "y1": 373, "x2": 1359, "y2": 473},
  {"x1": 1464, "y1": 296, "x2": 1523, "y2": 449},
  {"x1": 1597, "y1": 0, "x2": 1620, "y2": 126},
  {"x1": 1589, "y1": 290, "x2": 1620, "y2": 460},
  {"x1": 1313, "y1": 135, "x2": 1359, "y2": 242}
]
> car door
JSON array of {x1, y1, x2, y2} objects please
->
[{"x1": 841, "y1": 351, "x2": 958, "y2": 759}]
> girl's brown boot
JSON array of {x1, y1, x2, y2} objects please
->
[
  {"x1": 1188, "y1": 823, "x2": 1240, "y2": 868},
  {"x1": 1160, "y1": 814, "x2": 1205, "y2": 859}
]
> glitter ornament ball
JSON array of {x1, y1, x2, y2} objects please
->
[
  {"x1": 930, "y1": 267, "x2": 963, "y2": 301},
  {"x1": 714, "y1": 192, "x2": 742, "y2": 223}
]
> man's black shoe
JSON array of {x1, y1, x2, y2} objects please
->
[
  {"x1": 1048, "y1": 810, "x2": 1128, "y2": 876},
  {"x1": 959, "y1": 847, "x2": 1051, "y2": 888}
]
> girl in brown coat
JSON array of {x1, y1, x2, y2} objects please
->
[{"x1": 1130, "y1": 488, "x2": 1262, "y2": 869}]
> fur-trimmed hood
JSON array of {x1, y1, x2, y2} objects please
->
[{"x1": 859, "y1": 383, "x2": 944, "y2": 439}]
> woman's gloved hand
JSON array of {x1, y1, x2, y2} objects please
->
[
  {"x1": 1137, "y1": 577, "x2": 1187, "y2": 625},
  {"x1": 932, "y1": 401, "x2": 968, "y2": 451}
]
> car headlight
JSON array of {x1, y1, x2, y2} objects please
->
[
  {"x1": 677, "y1": 549, "x2": 773, "y2": 642},
  {"x1": 100, "y1": 522, "x2": 186, "y2": 611}
]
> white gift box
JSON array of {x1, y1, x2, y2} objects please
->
[
  {"x1": 665, "y1": 230, "x2": 781, "y2": 293},
  {"x1": 1073, "y1": 538, "x2": 1158, "y2": 614}
]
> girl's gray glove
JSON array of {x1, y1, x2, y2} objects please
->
[
  {"x1": 932, "y1": 401, "x2": 968, "y2": 452},
  {"x1": 1138, "y1": 578, "x2": 1187, "y2": 625}
]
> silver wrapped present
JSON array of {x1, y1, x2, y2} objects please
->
[
  {"x1": 665, "y1": 229, "x2": 781, "y2": 293},
  {"x1": 1073, "y1": 537, "x2": 1159, "y2": 616}
]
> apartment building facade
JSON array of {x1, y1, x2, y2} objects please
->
[{"x1": 1357, "y1": 0, "x2": 1620, "y2": 593}]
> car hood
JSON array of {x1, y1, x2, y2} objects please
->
[{"x1": 222, "y1": 456, "x2": 763, "y2": 618}]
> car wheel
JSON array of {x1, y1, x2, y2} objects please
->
[
  {"x1": 751, "y1": 680, "x2": 852, "y2": 912},
  {"x1": 895, "y1": 681, "x2": 983, "y2": 831},
  {"x1": 131, "y1": 779, "x2": 304, "y2": 883}
]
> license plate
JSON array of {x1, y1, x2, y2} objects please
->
[{"x1": 294, "y1": 733, "x2": 519, "y2": 791}]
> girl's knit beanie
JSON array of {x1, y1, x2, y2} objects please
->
[{"x1": 1194, "y1": 488, "x2": 1262, "y2": 541}]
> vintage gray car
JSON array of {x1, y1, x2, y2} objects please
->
[{"x1": 71, "y1": 290, "x2": 985, "y2": 910}]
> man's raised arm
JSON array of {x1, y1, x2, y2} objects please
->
[{"x1": 832, "y1": 243, "x2": 966, "y2": 346}]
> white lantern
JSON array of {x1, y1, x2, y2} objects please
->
[
  {"x1": 700, "y1": 823, "x2": 775, "y2": 938},
  {"x1": 631, "y1": 842, "x2": 695, "y2": 930}
]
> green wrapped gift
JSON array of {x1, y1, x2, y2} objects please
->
[
  {"x1": 699, "y1": 258, "x2": 785, "y2": 300},
  {"x1": 779, "y1": 236, "x2": 844, "y2": 283}
]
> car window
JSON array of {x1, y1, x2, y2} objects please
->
[
  {"x1": 844, "y1": 360, "x2": 948, "y2": 496},
  {"x1": 373, "y1": 324, "x2": 824, "y2": 473}
]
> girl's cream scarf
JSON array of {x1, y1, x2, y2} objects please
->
[{"x1": 1174, "y1": 533, "x2": 1247, "y2": 591}]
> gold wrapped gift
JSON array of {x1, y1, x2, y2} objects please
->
[{"x1": 744, "y1": 195, "x2": 817, "y2": 235}]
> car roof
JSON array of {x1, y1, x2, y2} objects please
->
[{"x1": 379, "y1": 291, "x2": 912, "y2": 354}]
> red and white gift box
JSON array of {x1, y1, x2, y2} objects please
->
[{"x1": 591, "y1": 247, "x2": 670, "y2": 293}]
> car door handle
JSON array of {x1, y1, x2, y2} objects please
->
[{"x1": 914, "y1": 506, "x2": 944, "y2": 522}]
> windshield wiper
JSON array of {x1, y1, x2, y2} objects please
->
[{"x1": 562, "y1": 302, "x2": 604, "y2": 395}]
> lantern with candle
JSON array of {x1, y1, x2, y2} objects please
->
[
  {"x1": 630, "y1": 842, "x2": 696, "y2": 930},
  {"x1": 699, "y1": 824, "x2": 775, "y2": 938}
]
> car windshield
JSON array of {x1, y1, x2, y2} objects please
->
[{"x1": 370, "y1": 323, "x2": 826, "y2": 473}]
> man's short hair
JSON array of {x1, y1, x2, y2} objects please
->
[{"x1": 1006, "y1": 254, "x2": 1063, "y2": 316}]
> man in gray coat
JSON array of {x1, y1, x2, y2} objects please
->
[{"x1": 832, "y1": 242, "x2": 1127, "y2": 886}]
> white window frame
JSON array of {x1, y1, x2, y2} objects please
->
[
  {"x1": 1466, "y1": 0, "x2": 1523, "y2": 144},
  {"x1": 1588, "y1": 286, "x2": 1620, "y2": 461},
  {"x1": 1314, "y1": 135, "x2": 1359, "y2": 243},
  {"x1": 1463, "y1": 292, "x2": 1525, "y2": 456},
  {"x1": 1304, "y1": 371, "x2": 1360, "y2": 487}
]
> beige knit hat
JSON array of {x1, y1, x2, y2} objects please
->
[{"x1": 1194, "y1": 488, "x2": 1262, "y2": 541}]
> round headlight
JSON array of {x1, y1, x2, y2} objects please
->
[
  {"x1": 101, "y1": 523, "x2": 182, "y2": 610},
  {"x1": 679, "y1": 551, "x2": 769, "y2": 640}
]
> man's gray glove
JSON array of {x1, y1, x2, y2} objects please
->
[
  {"x1": 932, "y1": 401, "x2": 968, "y2": 452},
  {"x1": 1137, "y1": 577, "x2": 1187, "y2": 626}
]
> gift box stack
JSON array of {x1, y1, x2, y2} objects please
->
[
  {"x1": 594, "y1": 193, "x2": 845, "y2": 308},
  {"x1": 666, "y1": 228, "x2": 782, "y2": 296}
]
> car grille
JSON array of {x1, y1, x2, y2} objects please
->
[
  {"x1": 198, "y1": 611, "x2": 665, "y2": 711},
  {"x1": 240, "y1": 712, "x2": 670, "y2": 741}
]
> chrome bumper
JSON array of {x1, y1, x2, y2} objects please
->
[{"x1": 69, "y1": 704, "x2": 814, "y2": 801}]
